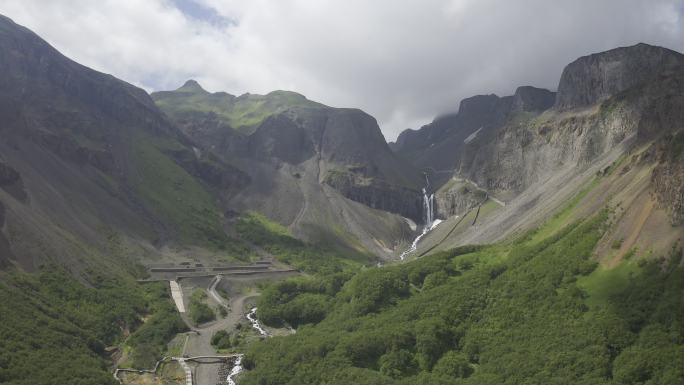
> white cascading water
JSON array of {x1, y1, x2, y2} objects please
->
[
  {"x1": 226, "y1": 307, "x2": 271, "y2": 383},
  {"x1": 247, "y1": 307, "x2": 269, "y2": 337},
  {"x1": 226, "y1": 354, "x2": 243, "y2": 385},
  {"x1": 399, "y1": 176, "x2": 442, "y2": 260},
  {"x1": 423, "y1": 188, "x2": 434, "y2": 225}
]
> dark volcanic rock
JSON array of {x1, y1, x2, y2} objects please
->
[{"x1": 555, "y1": 43, "x2": 684, "y2": 110}]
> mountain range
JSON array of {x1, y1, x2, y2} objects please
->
[
  {"x1": 0, "y1": 14, "x2": 681, "y2": 270},
  {"x1": 0, "y1": 12, "x2": 683, "y2": 385}
]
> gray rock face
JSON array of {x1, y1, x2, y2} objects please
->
[
  {"x1": 391, "y1": 93, "x2": 516, "y2": 183},
  {"x1": 653, "y1": 151, "x2": 684, "y2": 226},
  {"x1": 555, "y1": 43, "x2": 684, "y2": 110},
  {"x1": 434, "y1": 181, "x2": 486, "y2": 218},
  {"x1": 248, "y1": 107, "x2": 424, "y2": 221},
  {"x1": 396, "y1": 43, "x2": 684, "y2": 235},
  {"x1": 511, "y1": 86, "x2": 556, "y2": 113},
  {"x1": 249, "y1": 111, "x2": 318, "y2": 165}
]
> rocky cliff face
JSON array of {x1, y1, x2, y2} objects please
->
[
  {"x1": 653, "y1": 150, "x2": 684, "y2": 226},
  {"x1": 155, "y1": 83, "x2": 425, "y2": 224},
  {"x1": 510, "y1": 86, "x2": 556, "y2": 113},
  {"x1": 252, "y1": 107, "x2": 425, "y2": 221},
  {"x1": 459, "y1": 46, "x2": 684, "y2": 200},
  {"x1": 433, "y1": 179, "x2": 487, "y2": 218},
  {"x1": 391, "y1": 93, "x2": 516, "y2": 183},
  {"x1": 395, "y1": 43, "x2": 684, "y2": 243},
  {"x1": 555, "y1": 43, "x2": 684, "y2": 109}
]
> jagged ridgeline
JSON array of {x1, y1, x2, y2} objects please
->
[
  {"x1": 390, "y1": 43, "x2": 683, "y2": 259},
  {"x1": 152, "y1": 79, "x2": 425, "y2": 258}
]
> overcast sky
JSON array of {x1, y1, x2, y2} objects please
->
[{"x1": 0, "y1": 0, "x2": 683, "y2": 140}]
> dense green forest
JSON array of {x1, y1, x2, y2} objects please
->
[
  {"x1": 242, "y1": 211, "x2": 684, "y2": 384},
  {"x1": 0, "y1": 269, "x2": 184, "y2": 384}
]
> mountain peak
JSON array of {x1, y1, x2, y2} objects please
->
[
  {"x1": 176, "y1": 79, "x2": 207, "y2": 93},
  {"x1": 555, "y1": 43, "x2": 684, "y2": 109},
  {"x1": 511, "y1": 86, "x2": 555, "y2": 112}
]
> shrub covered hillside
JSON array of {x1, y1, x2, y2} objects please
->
[
  {"x1": 0, "y1": 270, "x2": 185, "y2": 385},
  {"x1": 242, "y1": 210, "x2": 684, "y2": 384}
]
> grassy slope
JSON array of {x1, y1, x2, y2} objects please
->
[
  {"x1": 153, "y1": 88, "x2": 323, "y2": 135},
  {"x1": 236, "y1": 211, "x2": 370, "y2": 273},
  {"x1": 129, "y1": 133, "x2": 227, "y2": 248},
  {"x1": 240, "y1": 204, "x2": 684, "y2": 384}
]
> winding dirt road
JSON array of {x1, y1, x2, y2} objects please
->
[{"x1": 177, "y1": 271, "x2": 298, "y2": 385}]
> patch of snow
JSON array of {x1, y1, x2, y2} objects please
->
[{"x1": 464, "y1": 127, "x2": 483, "y2": 144}]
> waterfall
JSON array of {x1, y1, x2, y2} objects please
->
[
  {"x1": 423, "y1": 188, "x2": 434, "y2": 226},
  {"x1": 399, "y1": 174, "x2": 442, "y2": 260}
]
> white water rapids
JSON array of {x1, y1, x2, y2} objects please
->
[
  {"x1": 225, "y1": 307, "x2": 269, "y2": 384},
  {"x1": 226, "y1": 354, "x2": 243, "y2": 385},
  {"x1": 247, "y1": 307, "x2": 269, "y2": 337},
  {"x1": 399, "y1": 176, "x2": 443, "y2": 260}
]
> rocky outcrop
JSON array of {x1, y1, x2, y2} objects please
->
[
  {"x1": 652, "y1": 132, "x2": 684, "y2": 225},
  {"x1": 510, "y1": 86, "x2": 556, "y2": 113},
  {"x1": 395, "y1": 44, "x2": 684, "y2": 205},
  {"x1": 249, "y1": 112, "x2": 318, "y2": 165},
  {"x1": 324, "y1": 169, "x2": 422, "y2": 222},
  {"x1": 0, "y1": 161, "x2": 27, "y2": 202},
  {"x1": 263, "y1": 107, "x2": 424, "y2": 220},
  {"x1": 391, "y1": 93, "x2": 516, "y2": 181},
  {"x1": 555, "y1": 43, "x2": 684, "y2": 110},
  {"x1": 164, "y1": 147, "x2": 250, "y2": 191},
  {"x1": 434, "y1": 180, "x2": 487, "y2": 218},
  {"x1": 33, "y1": 132, "x2": 116, "y2": 173}
]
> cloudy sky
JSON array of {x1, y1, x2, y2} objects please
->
[{"x1": 0, "y1": 0, "x2": 683, "y2": 140}]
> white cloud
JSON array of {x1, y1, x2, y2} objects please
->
[{"x1": 0, "y1": 0, "x2": 682, "y2": 140}]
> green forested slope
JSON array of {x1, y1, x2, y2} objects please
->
[
  {"x1": 242, "y1": 210, "x2": 684, "y2": 384},
  {"x1": 0, "y1": 270, "x2": 185, "y2": 385}
]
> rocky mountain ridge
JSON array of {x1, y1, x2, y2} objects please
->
[
  {"x1": 153, "y1": 81, "x2": 426, "y2": 256},
  {"x1": 392, "y1": 43, "x2": 683, "y2": 259}
]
